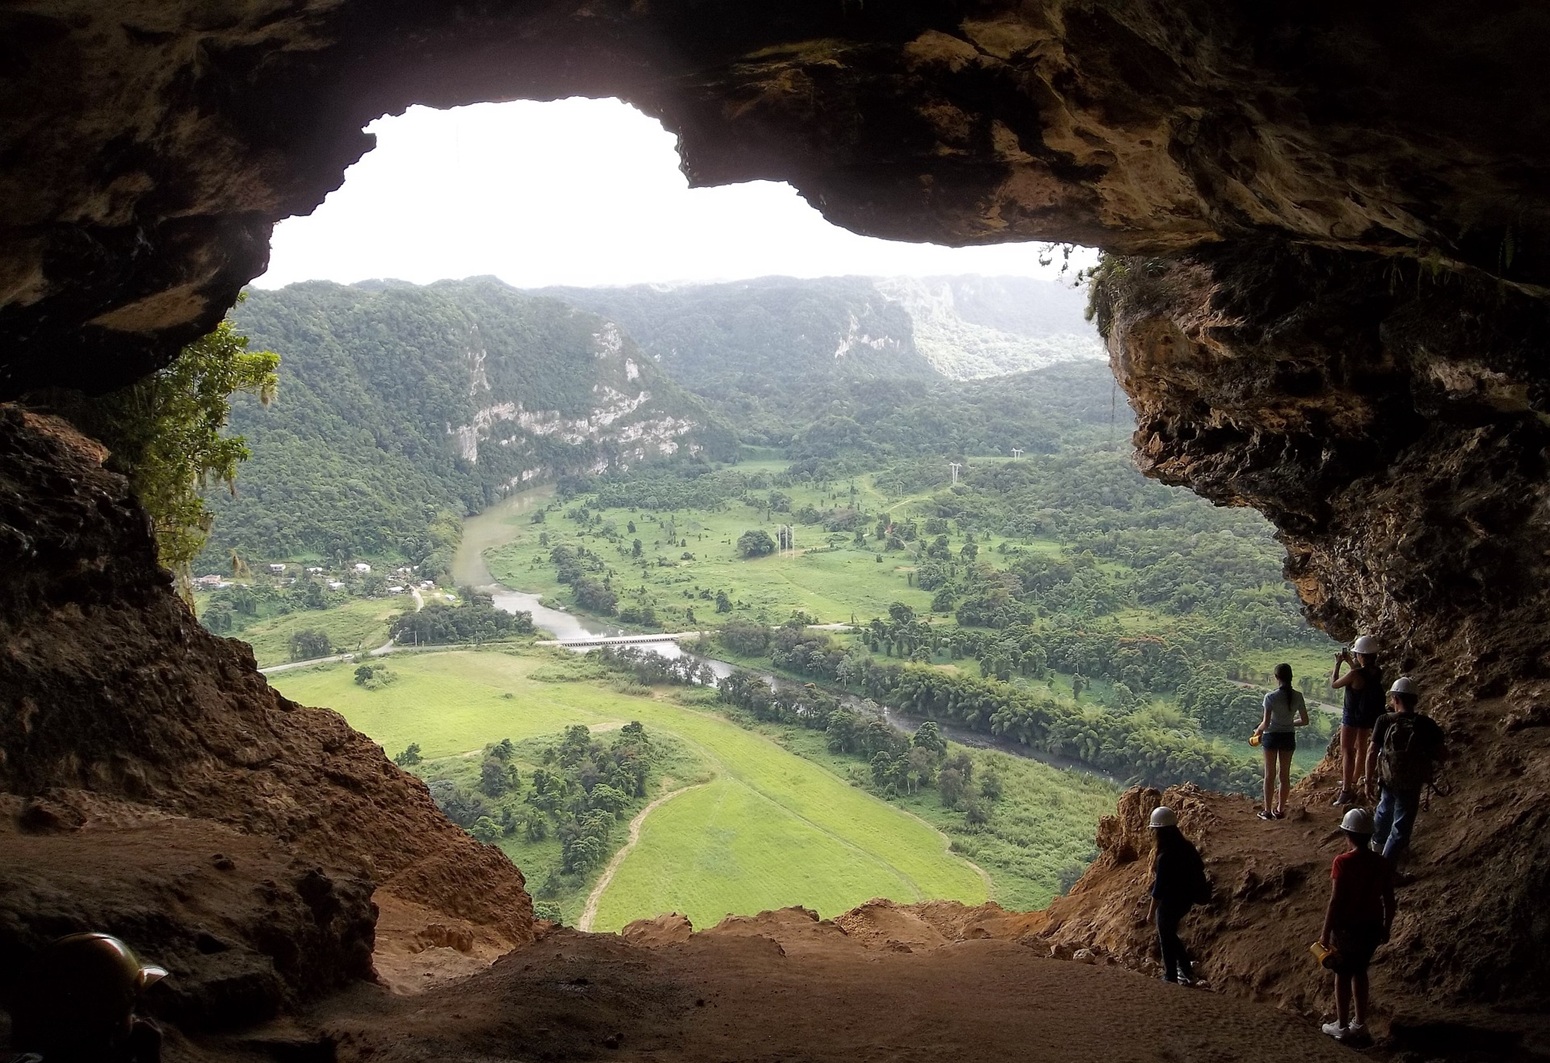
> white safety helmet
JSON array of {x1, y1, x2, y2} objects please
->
[
  {"x1": 1148, "y1": 806, "x2": 1177, "y2": 829},
  {"x1": 1389, "y1": 676, "x2": 1418, "y2": 696},
  {"x1": 1340, "y1": 807, "x2": 1374, "y2": 835},
  {"x1": 1351, "y1": 635, "x2": 1379, "y2": 655}
]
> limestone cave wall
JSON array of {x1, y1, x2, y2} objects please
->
[
  {"x1": 0, "y1": 408, "x2": 535, "y2": 1023},
  {"x1": 4, "y1": 0, "x2": 1550, "y2": 1030},
  {"x1": 5, "y1": 1, "x2": 1550, "y2": 395}
]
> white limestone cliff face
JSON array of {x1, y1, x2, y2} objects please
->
[
  {"x1": 449, "y1": 393, "x2": 698, "y2": 480},
  {"x1": 832, "y1": 313, "x2": 899, "y2": 360}
]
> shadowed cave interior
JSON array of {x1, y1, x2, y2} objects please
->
[{"x1": 4, "y1": 2, "x2": 1550, "y2": 1060}]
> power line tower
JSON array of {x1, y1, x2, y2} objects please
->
[{"x1": 948, "y1": 461, "x2": 962, "y2": 485}]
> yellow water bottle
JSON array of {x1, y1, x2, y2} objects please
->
[{"x1": 1249, "y1": 732, "x2": 1262, "y2": 747}]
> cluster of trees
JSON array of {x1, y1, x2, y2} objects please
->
[
  {"x1": 388, "y1": 596, "x2": 533, "y2": 645},
  {"x1": 353, "y1": 661, "x2": 397, "y2": 689},
  {"x1": 202, "y1": 576, "x2": 341, "y2": 636},
  {"x1": 741, "y1": 624, "x2": 1259, "y2": 793},
  {"x1": 858, "y1": 609, "x2": 1197, "y2": 697},
  {"x1": 592, "y1": 645, "x2": 719, "y2": 687},
  {"x1": 716, "y1": 671, "x2": 1003, "y2": 820},
  {"x1": 547, "y1": 542, "x2": 619, "y2": 617},
  {"x1": 418, "y1": 723, "x2": 660, "y2": 882}
]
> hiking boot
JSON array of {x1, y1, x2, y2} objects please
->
[{"x1": 1321, "y1": 1021, "x2": 1348, "y2": 1040}]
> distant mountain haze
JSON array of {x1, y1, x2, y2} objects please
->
[
  {"x1": 204, "y1": 275, "x2": 1114, "y2": 569},
  {"x1": 873, "y1": 276, "x2": 1103, "y2": 380},
  {"x1": 533, "y1": 274, "x2": 1102, "y2": 385}
]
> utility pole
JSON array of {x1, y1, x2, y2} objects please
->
[{"x1": 948, "y1": 461, "x2": 962, "y2": 485}]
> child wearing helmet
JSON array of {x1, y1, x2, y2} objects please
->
[
  {"x1": 1319, "y1": 808, "x2": 1396, "y2": 1043},
  {"x1": 1330, "y1": 635, "x2": 1384, "y2": 806},
  {"x1": 1145, "y1": 806, "x2": 1210, "y2": 986},
  {"x1": 1365, "y1": 676, "x2": 1446, "y2": 862}
]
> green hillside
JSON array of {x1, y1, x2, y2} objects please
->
[{"x1": 203, "y1": 278, "x2": 736, "y2": 574}]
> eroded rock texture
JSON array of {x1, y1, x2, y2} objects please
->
[
  {"x1": 4, "y1": 1, "x2": 1550, "y2": 394},
  {"x1": 0, "y1": 408, "x2": 535, "y2": 1022},
  {"x1": 1058, "y1": 243, "x2": 1550, "y2": 1012},
  {"x1": 4, "y1": 0, "x2": 1550, "y2": 1034}
]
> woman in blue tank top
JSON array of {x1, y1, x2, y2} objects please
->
[{"x1": 1331, "y1": 636, "x2": 1383, "y2": 806}]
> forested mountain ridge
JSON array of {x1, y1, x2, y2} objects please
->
[
  {"x1": 534, "y1": 275, "x2": 1103, "y2": 446},
  {"x1": 872, "y1": 276, "x2": 1103, "y2": 380},
  {"x1": 202, "y1": 278, "x2": 735, "y2": 571}
]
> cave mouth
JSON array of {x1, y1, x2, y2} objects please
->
[
  {"x1": 254, "y1": 97, "x2": 1097, "y2": 293},
  {"x1": 7, "y1": 3, "x2": 1550, "y2": 1053}
]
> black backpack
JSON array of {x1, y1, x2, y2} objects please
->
[{"x1": 1378, "y1": 714, "x2": 1436, "y2": 791}]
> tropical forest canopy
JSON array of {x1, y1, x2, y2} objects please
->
[{"x1": 217, "y1": 271, "x2": 1338, "y2": 925}]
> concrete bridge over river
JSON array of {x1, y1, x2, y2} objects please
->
[{"x1": 534, "y1": 631, "x2": 709, "y2": 648}]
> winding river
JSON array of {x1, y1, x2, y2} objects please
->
[
  {"x1": 455, "y1": 487, "x2": 732, "y2": 677},
  {"x1": 455, "y1": 486, "x2": 1111, "y2": 784}
]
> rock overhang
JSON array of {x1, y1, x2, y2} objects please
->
[
  {"x1": 4, "y1": 1, "x2": 1550, "y2": 395},
  {"x1": 5, "y1": 0, "x2": 1550, "y2": 1023}
]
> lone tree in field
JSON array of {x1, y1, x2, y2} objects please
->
[{"x1": 737, "y1": 529, "x2": 777, "y2": 558}]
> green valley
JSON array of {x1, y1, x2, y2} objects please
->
[
  {"x1": 270, "y1": 648, "x2": 1029, "y2": 931},
  {"x1": 194, "y1": 272, "x2": 1340, "y2": 935}
]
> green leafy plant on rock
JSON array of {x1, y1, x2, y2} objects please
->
[{"x1": 71, "y1": 307, "x2": 279, "y2": 601}]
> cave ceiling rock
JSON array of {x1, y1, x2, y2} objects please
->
[{"x1": 5, "y1": 1, "x2": 1550, "y2": 396}]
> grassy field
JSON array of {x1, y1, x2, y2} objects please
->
[
  {"x1": 220, "y1": 596, "x2": 410, "y2": 668},
  {"x1": 484, "y1": 460, "x2": 957, "y2": 626},
  {"x1": 269, "y1": 648, "x2": 988, "y2": 930},
  {"x1": 755, "y1": 721, "x2": 1118, "y2": 911}
]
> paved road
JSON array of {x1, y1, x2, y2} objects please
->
[{"x1": 260, "y1": 586, "x2": 427, "y2": 675}]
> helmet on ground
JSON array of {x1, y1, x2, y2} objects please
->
[
  {"x1": 11, "y1": 933, "x2": 166, "y2": 1058},
  {"x1": 1148, "y1": 806, "x2": 1177, "y2": 829},
  {"x1": 1340, "y1": 808, "x2": 1375, "y2": 836},
  {"x1": 1389, "y1": 676, "x2": 1418, "y2": 696},
  {"x1": 1351, "y1": 635, "x2": 1379, "y2": 655}
]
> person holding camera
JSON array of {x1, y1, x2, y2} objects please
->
[{"x1": 1330, "y1": 635, "x2": 1384, "y2": 806}]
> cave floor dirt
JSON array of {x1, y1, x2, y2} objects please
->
[{"x1": 199, "y1": 922, "x2": 1364, "y2": 1063}]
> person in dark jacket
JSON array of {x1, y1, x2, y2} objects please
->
[
  {"x1": 1365, "y1": 676, "x2": 1446, "y2": 862},
  {"x1": 1146, "y1": 806, "x2": 1208, "y2": 985}
]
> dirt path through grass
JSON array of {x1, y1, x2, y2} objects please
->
[{"x1": 578, "y1": 781, "x2": 710, "y2": 931}]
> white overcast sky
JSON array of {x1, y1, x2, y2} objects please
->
[{"x1": 255, "y1": 98, "x2": 1095, "y2": 290}]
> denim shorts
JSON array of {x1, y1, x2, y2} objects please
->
[{"x1": 1261, "y1": 730, "x2": 1296, "y2": 752}]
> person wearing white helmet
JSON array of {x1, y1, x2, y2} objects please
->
[
  {"x1": 1365, "y1": 675, "x2": 1447, "y2": 862},
  {"x1": 1318, "y1": 807, "x2": 1396, "y2": 1044},
  {"x1": 1145, "y1": 806, "x2": 1211, "y2": 986},
  {"x1": 1330, "y1": 634, "x2": 1385, "y2": 806}
]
